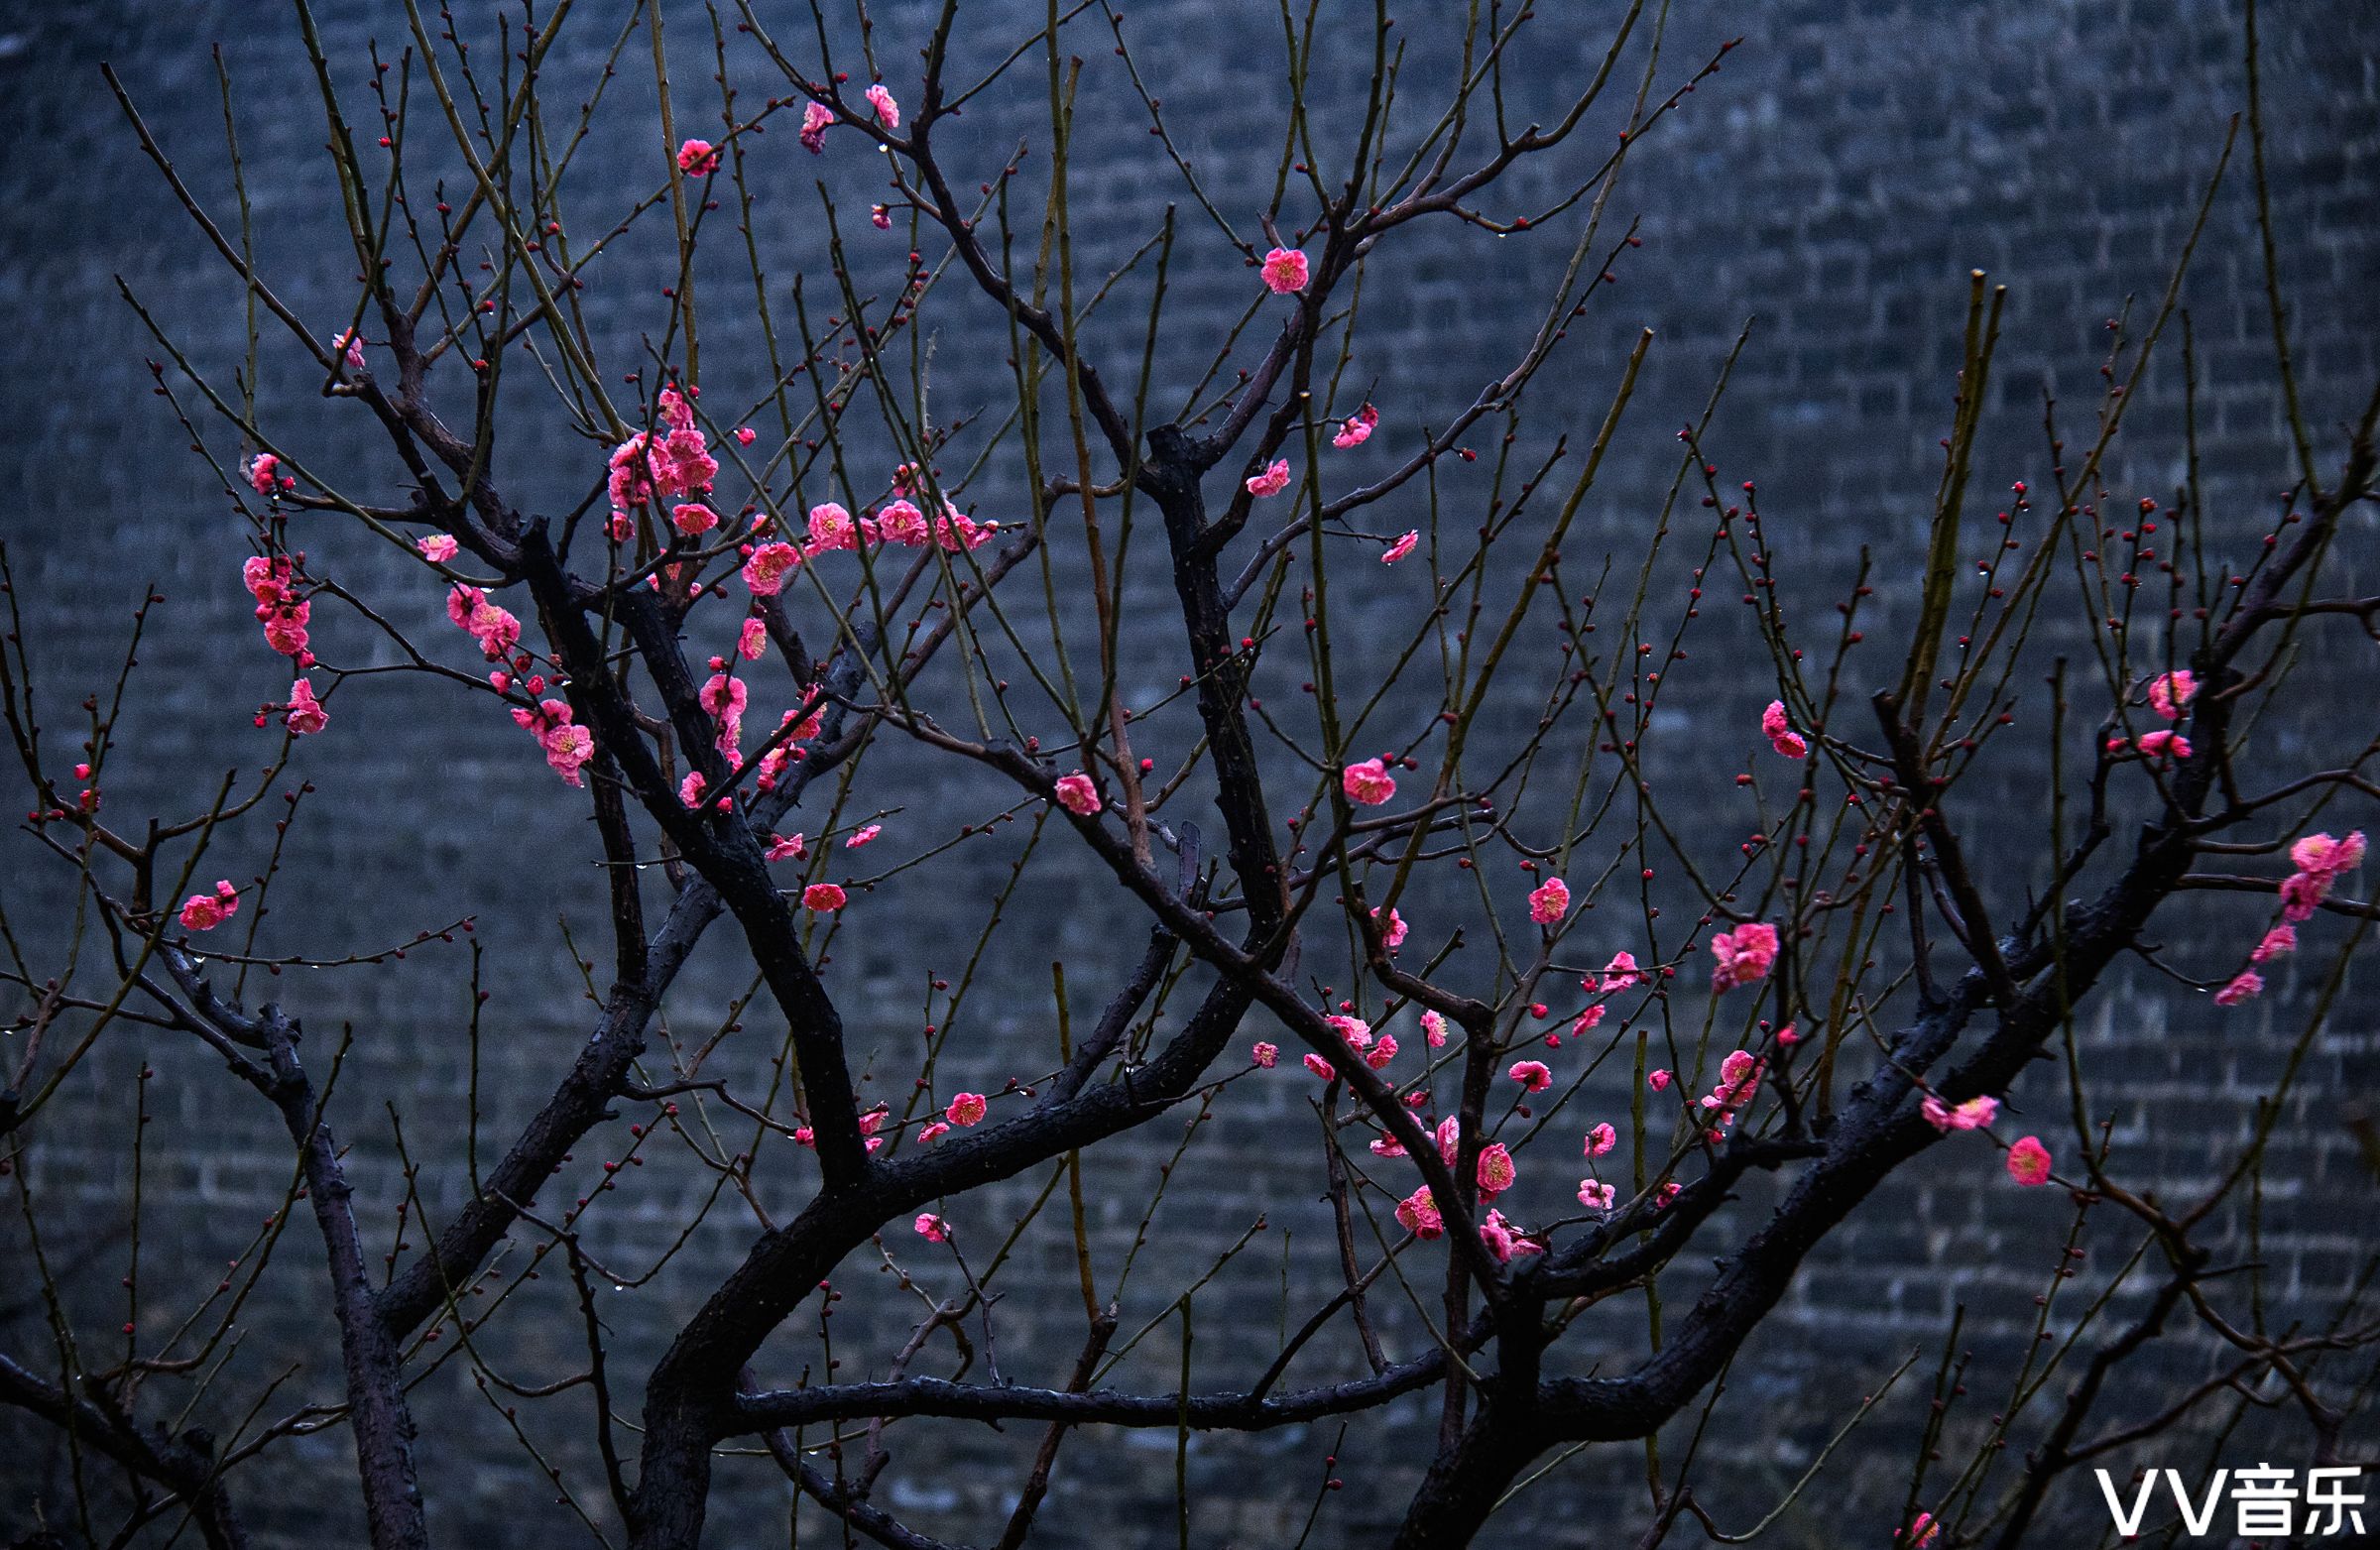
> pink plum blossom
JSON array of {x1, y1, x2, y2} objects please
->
[
  {"x1": 1333, "y1": 404, "x2": 1378, "y2": 447},
  {"x1": 1245, "y1": 459, "x2": 1291, "y2": 498},
  {"x1": 2213, "y1": 970, "x2": 2263, "y2": 1007},
  {"x1": 1762, "y1": 699, "x2": 1808, "y2": 760},
  {"x1": 417, "y1": 534, "x2": 459, "y2": 562},
  {"x1": 1054, "y1": 772, "x2": 1102, "y2": 815},
  {"x1": 542, "y1": 722, "x2": 593, "y2": 785},
  {"x1": 284, "y1": 677, "x2": 328, "y2": 736},
  {"x1": 1509, "y1": 1059, "x2": 1552, "y2": 1093},
  {"x1": 514, "y1": 699, "x2": 594, "y2": 784},
  {"x1": 675, "y1": 138, "x2": 719, "y2": 175},
  {"x1": 1920, "y1": 1094, "x2": 1999, "y2": 1133},
  {"x1": 1381, "y1": 531, "x2": 1419, "y2": 564},
  {"x1": 1478, "y1": 1209, "x2": 1540, "y2": 1262},
  {"x1": 1325, "y1": 1013, "x2": 1372, "y2": 1051},
  {"x1": 1260, "y1": 247, "x2": 1309, "y2": 294},
  {"x1": 1709, "y1": 921, "x2": 1779, "y2": 993},
  {"x1": 2290, "y1": 830, "x2": 2365, "y2": 877},
  {"x1": 875, "y1": 499, "x2": 928, "y2": 545},
  {"x1": 2146, "y1": 669, "x2": 2197, "y2": 720},
  {"x1": 805, "y1": 502, "x2": 862, "y2": 552},
  {"x1": 945, "y1": 1093, "x2": 987, "y2": 1128},
  {"x1": 743, "y1": 542, "x2": 802, "y2": 596},
  {"x1": 2005, "y1": 1135, "x2": 2053, "y2": 1186},
  {"x1": 1476, "y1": 1143, "x2": 1516, "y2": 1199},
  {"x1": 866, "y1": 83, "x2": 900, "y2": 128},
  {"x1": 802, "y1": 883, "x2": 847, "y2": 912},
  {"x1": 1528, "y1": 877, "x2": 1571, "y2": 924},
  {"x1": 1394, "y1": 1186, "x2": 1442, "y2": 1239},
  {"x1": 1341, "y1": 758, "x2": 1396, "y2": 805},
  {"x1": 178, "y1": 881, "x2": 241, "y2": 932},
  {"x1": 912, "y1": 1212, "x2": 947, "y2": 1243}
]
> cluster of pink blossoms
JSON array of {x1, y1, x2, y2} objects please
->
[
  {"x1": 2216, "y1": 829, "x2": 2365, "y2": 1006},
  {"x1": 511, "y1": 697, "x2": 594, "y2": 785},
  {"x1": 1300, "y1": 1013, "x2": 1395, "y2": 1081},
  {"x1": 793, "y1": 1103, "x2": 893, "y2": 1155},
  {"x1": 740, "y1": 497, "x2": 997, "y2": 596},
  {"x1": 1761, "y1": 699, "x2": 1807, "y2": 760},
  {"x1": 914, "y1": 1090, "x2": 989, "y2": 1145},
  {"x1": 2108, "y1": 670, "x2": 2201, "y2": 762},
  {"x1": 446, "y1": 583, "x2": 522, "y2": 660},
  {"x1": 1708, "y1": 920, "x2": 1779, "y2": 993},
  {"x1": 243, "y1": 556, "x2": 312, "y2": 665},
  {"x1": 753, "y1": 706, "x2": 824, "y2": 793},
  {"x1": 1919, "y1": 1091, "x2": 2054, "y2": 1190},
  {"x1": 245, "y1": 452, "x2": 294, "y2": 496},
  {"x1": 1394, "y1": 1193, "x2": 1539, "y2": 1264},
  {"x1": 1694, "y1": 1049, "x2": 1765, "y2": 1144},
  {"x1": 178, "y1": 880, "x2": 241, "y2": 932},
  {"x1": 700, "y1": 667, "x2": 749, "y2": 760},
  {"x1": 606, "y1": 387, "x2": 719, "y2": 537},
  {"x1": 867, "y1": 496, "x2": 998, "y2": 551},
  {"x1": 1576, "y1": 1122, "x2": 1621, "y2": 1211},
  {"x1": 1389, "y1": 1118, "x2": 1541, "y2": 1262}
]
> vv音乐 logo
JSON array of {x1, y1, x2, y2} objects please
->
[{"x1": 2096, "y1": 1466, "x2": 2366, "y2": 1539}]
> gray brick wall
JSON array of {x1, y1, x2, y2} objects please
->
[{"x1": 1, "y1": 1, "x2": 2374, "y2": 1545}]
